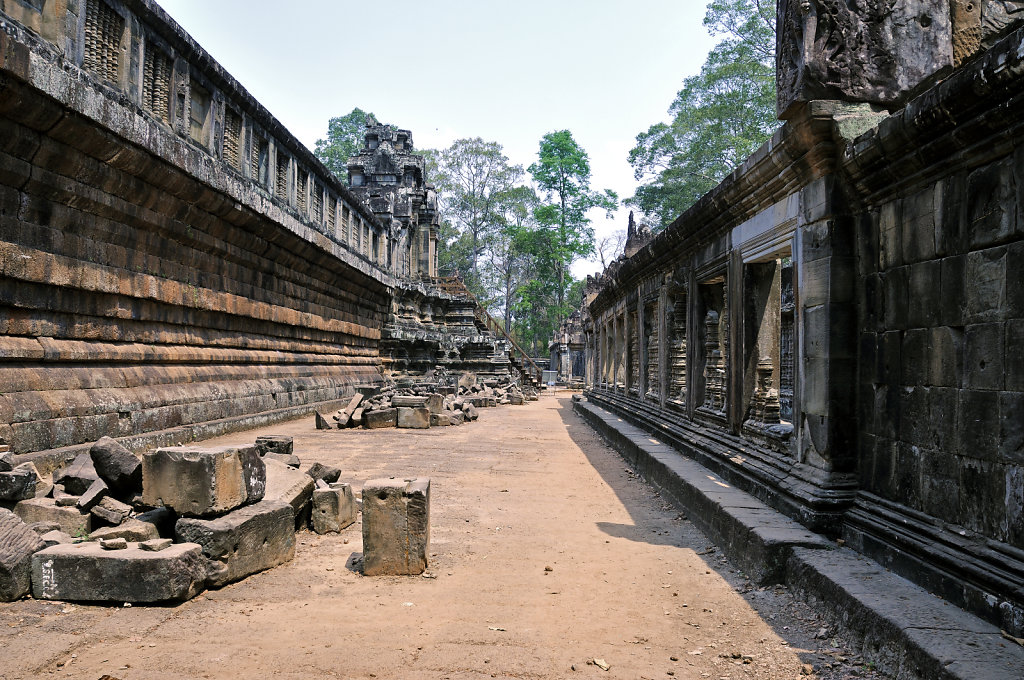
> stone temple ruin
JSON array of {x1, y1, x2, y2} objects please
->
[
  {"x1": 0, "y1": 0, "x2": 1023, "y2": 668},
  {"x1": 576, "y1": 0, "x2": 1024, "y2": 640}
]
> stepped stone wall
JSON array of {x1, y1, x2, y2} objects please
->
[{"x1": 0, "y1": 0, "x2": 393, "y2": 469}]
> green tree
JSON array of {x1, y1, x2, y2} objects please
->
[
  {"x1": 434, "y1": 138, "x2": 522, "y2": 283},
  {"x1": 628, "y1": 0, "x2": 777, "y2": 227},
  {"x1": 485, "y1": 185, "x2": 539, "y2": 333},
  {"x1": 314, "y1": 108, "x2": 374, "y2": 183},
  {"x1": 528, "y1": 130, "x2": 617, "y2": 326}
]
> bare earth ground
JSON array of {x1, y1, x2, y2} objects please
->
[{"x1": 0, "y1": 395, "x2": 888, "y2": 680}]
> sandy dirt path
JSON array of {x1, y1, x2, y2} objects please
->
[{"x1": 1, "y1": 396, "x2": 883, "y2": 679}]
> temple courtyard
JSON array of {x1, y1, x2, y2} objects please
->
[{"x1": 1, "y1": 396, "x2": 880, "y2": 680}]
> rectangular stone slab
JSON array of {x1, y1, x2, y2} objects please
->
[
  {"x1": 175, "y1": 500, "x2": 295, "y2": 587},
  {"x1": 31, "y1": 542, "x2": 207, "y2": 603},
  {"x1": 363, "y1": 408, "x2": 398, "y2": 429},
  {"x1": 396, "y1": 407, "x2": 430, "y2": 429},
  {"x1": 142, "y1": 445, "x2": 265, "y2": 517},
  {"x1": 391, "y1": 395, "x2": 428, "y2": 407},
  {"x1": 361, "y1": 477, "x2": 430, "y2": 576},
  {"x1": 1, "y1": 509, "x2": 46, "y2": 601},
  {"x1": 0, "y1": 468, "x2": 37, "y2": 502},
  {"x1": 254, "y1": 435, "x2": 293, "y2": 456},
  {"x1": 14, "y1": 498, "x2": 91, "y2": 536}
]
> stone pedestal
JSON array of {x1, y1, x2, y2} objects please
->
[{"x1": 361, "y1": 478, "x2": 430, "y2": 576}]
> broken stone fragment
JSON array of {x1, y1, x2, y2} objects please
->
[
  {"x1": 135, "y1": 507, "x2": 176, "y2": 538},
  {"x1": 425, "y1": 394, "x2": 444, "y2": 414},
  {"x1": 361, "y1": 477, "x2": 430, "y2": 576},
  {"x1": 0, "y1": 452, "x2": 13, "y2": 472},
  {"x1": 31, "y1": 541, "x2": 207, "y2": 603},
  {"x1": 54, "y1": 496, "x2": 78, "y2": 507},
  {"x1": 0, "y1": 508, "x2": 46, "y2": 602},
  {"x1": 0, "y1": 465, "x2": 38, "y2": 503},
  {"x1": 392, "y1": 395, "x2": 428, "y2": 408},
  {"x1": 350, "y1": 407, "x2": 365, "y2": 428},
  {"x1": 14, "y1": 498, "x2": 91, "y2": 536},
  {"x1": 54, "y1": 453, "x2": 100, "y2": 496},
  {"x1": 263, "y1": 459, "x2": 314, "y2": 529},
  {"x1": 99, "y1": 537, "x2": 128, "y2": 550},
  {"x1": 77, "y1": 478, "x2": 109, "y2": 512},
  {"x1": 335, "y1": 394, "x2": 363, "y2": 426},
  {"x1": 90, "y1": 519, "x2": 160, "y2": 543},
  {"x1": 463, "y1": 404, "x2": 479, "y2": 421},
  {"x1": 306, "y1": 462, "x2": 341, "y2": 485},
  {"x1": 25, "y1": 521, "x2": 60, "y2": 535},
  {"x1": 315, "y1": 411, "x2": 333, "y2": 430},
  {"x1": 142, "y1": 445, "x2": 265, "y2": 518},
  {"x1": 175, "y1": 500, "x2": 295, "y2": 588},
  {"x1": 262, "y1": 452, "x2": 301, "y2": 469},
  {"x1": 397, "y1": 407, "x2": 430, "y2": 429},
  {"x1": 363, "y1": 408, "x2": 398, "y2": 429},
  {"x1": 90, "y1": 496, "x2": 132, "y2": 526},
  {"x1": 311, "y1": 483, "x2": 356, "y2": 535},
  {"x1": 430, "y1": 413, "x2": 451, "y2": 427},
  {"x1": 449, "y1": 411, "x2": 466, "y2": 426},
  {"x1": 38, "y1": 530, "x2": 71, "y2": 548},
  {"x1": 139, "y1": 538, "x2": 172, "y2": 552},
  {"x1": 254, "y1": 435, "x2": 293, "y2": 457},
  {"x1": 89, "y1": 437, "x2": 142, "y2": 496}
]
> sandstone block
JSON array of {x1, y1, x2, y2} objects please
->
[
  {"x1": 0, "y1": 452, "x2": 12, "y2": 472},
  {"x1": 90, "y1": 519, "x2": 159, "y2": 543},
  {"x1": 39, "y1": 530, "x2": 72, "y2": 548},
  {"x1": 311, "y1": 483, "x2": 356, "y2": 535},
  {"x1": 363, "y1": 408, "x2": 398, "y2": 429},
  {"x1": 77, "y1": 478, "x2": 109, "y2": 512},
  {"x1": 397, "y1": 407, "x2": 430, "y2": 429},
  {"x1": 175, "y1": 500, "x2": 295, "y2": 587},
  {"x1": 425, "y1": 393, "x2": 444, "y2": 414},
  {"x1": 90, "y1": 496, "x2": 132, "y2": 525},
  {"x1": 350, "y1": 407, "x2": 364, "y2": 427},
  {"x1": 139, "y1": 538, "x2": 172, "y2": 552},
  {"x1": 430, "y1": 413, "x2": 451, "y2": 427},
  {"x1": 315, "y1": 411, "x2": 333, "y2": 430},
  {"x1": 100, "y1": 538, "x2": 128, "y2": 550},
  {"x1": 263, "y1": 452, "x2": 301, "y2": 469},
  {"x1": 510, "y1": 394, "x2": 525, "y2": 405},
  {"x1": 392, "y1": 395, "x2": 428, "y2": 408},
  {"x1": 0, "y1": 466, "x2": 37, "y2": 502},
  {"x1": 14, "y1": 498, "x2": 91, "y2": 536},
  {"x1": 1, "y1": 509, "x2": 46, "y2": 601},
  {"x1": 307, "y1": 462, "x2": 341, "y2": 484},
  {"x1": 263, "y1": 459, "x2": 315, "y2": 525},
  {"x1": 463, "y1": 404, "x2": 479, "y2": 421},
  {"x1": 335, "y1": 394, "x2": 363, "y2": 424},
  {"x1": 361, "y1": 478, "x2": 430, "y2": 576},
  {"x1": 54, "y1": 453, "x2": 100, "y2": 496},
  {"x1": 142, "y1": 445, "x2": 265, "y2": 518},
  {"x1": 449, "y1": 411, "x2": 466, "y2": 426},
  {"x1": 89, "y1": 437, "x2": 142, "y2": 496},
  {"x1": 31, "y1": 541, "x2": 207, "y2": 603},
  {"x1": 254, "y1": 435, "x2": 293, "y2": 456}
]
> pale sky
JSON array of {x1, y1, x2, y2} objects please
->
[{"x1": 156, "y1": 1, "x2": 719, "y2": 277}]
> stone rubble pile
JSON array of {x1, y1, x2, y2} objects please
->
[
  {"x1": 316, "y1": 374, "x2": 537, "y2": 432},
  {"x1": 0, "y1": 434, "x2": 360, "y2": 604}
]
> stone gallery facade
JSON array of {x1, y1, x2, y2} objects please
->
[
  {"x1": 0, "y1": 0, "x2": 524, "y2": 470},
  {"x1": 583, "y1": 2, "x2": 1024, "y2": 637}
]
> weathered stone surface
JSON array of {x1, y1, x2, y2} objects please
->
[
  {"x1": 90, "y1": 497, "x2": 132, "y2": 526},
  {"x1": 90, "y1": 519, "x2": 159, "y2": 543},
  {"x1": 315, "y1": 411, "x2": 333, "y2": 430},
  {"x1": 263, "y1": 452, "x2": 301, "y2": 469},
  {"x1": 140, "y1": 538, "x2": 173, "y2": 552},
  {"x1": 89, "y1": 437, "x2": 142, "y2": 496},
  {"x1": 26, "y1": 522, "x2": 60, "y2": 535},
  {"x1": 362, "y1": 478, "x2": 430, "y2": 576},
  {"x1": 263, "y1": 459, "x2": 315, "y2": 520},
  {"x1": 307, "y1": 462, "x2": 341, "y2": 485},
  {"x1": 363, "y1": 408, "x2": 398, "y2": 429},
  {"x1": 510, "y1": 393, "x2": 525, "y2": 405},
  {"x1": 39, "y1": 530, "x2": 72, "y2": 548},
  {"x1": 175, "y1": 500, "x2": 295, "y2": 587},
  {"x1": 54, "y1": 454, "x2": 100, "y2": 496},
  {"x1": 254, "y1": 435, "x2": 293, "y2": 457},
  {"x1": 14, "y1": 498, "x2": 91, "y2": 536},
  {"x1": 449, "y1": 411, "x2": 466, "y2": 426},
  {"x1": 31, "y1": 542, "x2": 207, "y2": 603},
  {"x1": 392, "y1": 395, "x2": 429, "y2": 408},
  {"x1": 135, "y1": 507, "x2": 176, "y2": 538},
  {"x1": 0, "y1": 452, "x2": 13, "y2": 472},
  {"x1": 311, "y1": 483, "x2": 356, "y2": 535},
  {"x1": 350, "y1": 407, "x2": 365, "y2": 427},
  {"x1": 430, "y1": 413, "x2": 451, "y2": 427},
  {"x1": 397, "y1": 407, "x2": 430, "y2": 429},
  {"x1": 0, "y1": 509, "x2": 46, "y2": 601},
  {"x1": 100, "y1": 537, "x2": 128, "y2": 550},
  {"x1": 425, "y1": 393, "x2": 444, "y2": 414},
  {"x1": 77, "y1": 478, "x2": 109, "y2": 512},
  {"x1": 54, "y1": 496, "x2": 78, "y2": 507},
  {"x1": 142, "y1": 445, "x2": 265, "y2": 518},
  {"x1": 463, "y1": 404, "x2": 479, "y2": 421},
  {"x1": 334, "y1": 394, "x2": 363, "y2": 426},
  {"x1": 0, "y1": 466, "x2": 37, "y2": 503}
]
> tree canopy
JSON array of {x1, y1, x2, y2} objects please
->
[
  {"x1": 628, "y1": 0, "x2": 777, "y2": 228},
  {"x1": 314, "y1": 107, "x2": 374, "y2": 184}
]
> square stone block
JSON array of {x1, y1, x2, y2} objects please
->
[
  {"x1": 0, "y1": 467, "x2": 37, "y2": 503},
  {"x1": 142, "y1": 445, "x2": 265, "y2": 518},
  {"x1": 363, "y1": 408, "x2": 398, "y2": 429},
  {"x1": 1, "y1": 509, "x2": 46, "y2": 601},
  {"x1": 397, "y1": 407, "x2": 430, "y2": 429},
  {"x1": 362, "y1": 477, "x2": 430, "y2": 576},
  {"x1": 175, "y1": 500, "x2": 295, "y2": 588},
  {"x1": 31, "y1": 541, "x2": 207, "y2": 603},
  {"x1": 254, "y1": 435, "x2": 293, "y2": 456},
  {"x1": 311, "y1": 482, "x2": 356, "y2": 535}
]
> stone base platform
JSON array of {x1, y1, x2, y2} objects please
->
[{"x1": 574, "y1": 399, "x2": 1024, "y2": 680}]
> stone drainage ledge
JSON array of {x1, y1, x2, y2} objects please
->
[
  {"x1": 574, "y1": 400, "x2": 829, "y2": 584},
  {"x1": 574, "y1": 399, "x2": 1024, "y2": 680},
  {"x1": 787, "y1": 547, "x2": 1024, "y2": 680}
]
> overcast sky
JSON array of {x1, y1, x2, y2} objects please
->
[{"x1": 156, "y1": 1, "x2": 718, "y2": 277}]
